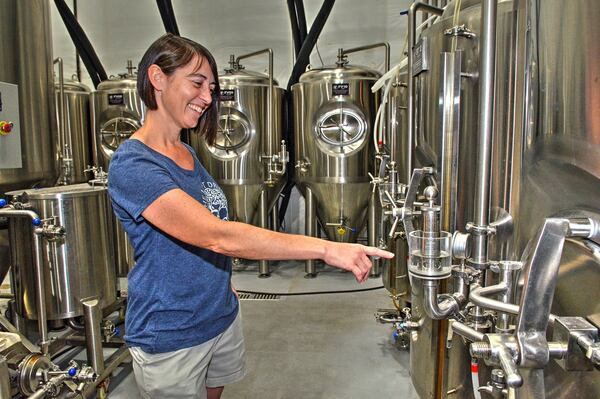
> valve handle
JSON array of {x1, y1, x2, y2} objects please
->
[
  {"x1": 0, "y1": 199, "x2": 6, "y2": 208},
  {"x1": 32, "y1": 218, "x2": 42, "y2": 226}
]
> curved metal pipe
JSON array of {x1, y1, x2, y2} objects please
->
[
  {"x1": 469, "y1": 283, "x2": 557, "y2": 324},
  {"x1": 423, "y1": 280, "x2": 464, "y2": 320},
  {"x1": 0, "y1": 207, "x2": 49, "y2": 355},
  {"x1": 449, "y1": 319, "x2": 485, "y2": 342},
  {"x1": 342, "y1": 42, "x2": 390, "y2": 72}
]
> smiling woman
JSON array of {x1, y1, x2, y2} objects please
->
[{"x1": 107, "y1": 33, "x2": 393, "y2": 399}]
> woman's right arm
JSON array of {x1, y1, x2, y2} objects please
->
[{"x1": 141, "y1": 188, "x2": 393, "y2": 282}]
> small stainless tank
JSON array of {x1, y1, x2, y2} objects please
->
[
  {"x1": 6, "y1": 183, "x2": 116, "y2": 320},
  {"x1": 55, "y1": 79, "x2": 92, "y2": 184},
  {"x1": 91, "y1": 62, "x2": 143, "y2": 277},
  {"x1": 293, "y1": 51, "x2": 380, "y2": 244}
]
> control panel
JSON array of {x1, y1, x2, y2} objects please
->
[{"x1": 0, "y1": 81, "x2": 23, "y2": 169}]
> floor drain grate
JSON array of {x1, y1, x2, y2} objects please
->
[{"x1": 238, "y1": 293, "x2": 281, "y2": 301}]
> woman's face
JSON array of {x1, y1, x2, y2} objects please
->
[{"x1": 157, "y1": 55, "x2": 216, "y2": 130}]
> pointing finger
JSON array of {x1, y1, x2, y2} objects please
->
[{"x1": 364, "y1": 246, "x2": 395, "y2": 259}]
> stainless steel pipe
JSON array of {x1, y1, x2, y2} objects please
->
[
  {"x1": 0, "y1": 207, "x2": 49, "y2": 355},
  {"x1": 470, "y1": 0, "x2": 498, "y2": 268},
  {"x1": 449, "y1": 319, "x2": 485, "y2": 342},
  {"x1": 423, "y1": 280, "x2": 464, "y2": 320},
  {"x1": 258, "y1": 190, "x2": 270, "y2": 277},
  {"x1": 341, "y1": 42, "x2": 390, "y2": 72},
  {"x1": 305, "y1": 187, "x2": 317, "y2": 277},
  {"x1": 82, "y1": 297, "x2": 105, "y2": 374},
  {"x1": 469, "y1": 283, "x2": 557, "y2": 324},
  {"x1": 236, "y1": 49, "x2": 274, "y2": 158}
]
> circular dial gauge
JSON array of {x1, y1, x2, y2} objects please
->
[
  {"x1": 316, "y1": 104, "x2": 366, "y2": 153},
  {"x1": 100, "y1": 116, "x2": 139, "y2": 151}
]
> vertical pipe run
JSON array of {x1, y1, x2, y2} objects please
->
[
  {"x1": 470, "y1": 0, "x2": 498, "y2": 268},
  {"x1": 82, "y1": 297, "x2": 105, "y2": 374},
  {"x1": 368, "y1": 191, "x2": 380, "y2": 276},
  {"x1": 258, "y1": 190, "x2": 270, "y2": 277},
  {"x1": 0, "y1": 356, "x2": 10, "y2": 399},
  {"x1": 33, "y1": 231, "x2": 49, "y2": 355},
  {"x1": 305, "y1": 187, "x2": 317, "y2": 277},
  {"x1": 407, "y1": 3, "x2": 444, "y2": 183}
]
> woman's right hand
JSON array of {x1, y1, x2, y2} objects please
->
[{"x1": 323, "y1": 242, "x2": 394, "y2": 283}]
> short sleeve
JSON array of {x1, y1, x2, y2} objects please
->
[{"x1": 108, "y1": 142, "x2": 178, "y2": 222}]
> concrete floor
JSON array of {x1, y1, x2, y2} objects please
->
[{"x1": 2, "y1": 261, "x2": 418, "y2": 398}]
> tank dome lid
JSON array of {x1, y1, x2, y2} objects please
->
[
  {"x1": 97, "y1": 74, "x2": 137, "y2": 91},
  {"x1": 56, "y1": 79, "x2": 91, "y2": 93},
  {"x1": 298, "y1": 64, "x2": 380, "y2": 83},
  {"x1": 219, "y1": 69, "x2": 280, "y2": 87}
]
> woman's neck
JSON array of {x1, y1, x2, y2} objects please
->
[{"x1": 132, "y1": 109, "x2": 182, "y2": 150}]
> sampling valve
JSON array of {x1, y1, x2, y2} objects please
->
[
  {"x1": 84, "y1": 165, "x2": 108, "y2": 186},
  {"x1": 261, "y1": 140, "x2": 288, "y2": 187}
]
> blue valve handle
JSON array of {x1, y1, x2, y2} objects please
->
[
  {"x1": 32, "y1": 218, "x2": 42, "y2": 226},
  {"x1": 0, "y1": 199, "x2": 6, "y2": 208},
  {"x1": 68, "y1": 367, "x2": 77, "y2": 377}
]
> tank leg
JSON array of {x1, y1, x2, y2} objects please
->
[
  {"x1": 82, "y1": 297, "x2": 105, "y2": 375},
  {"x1": 258, "y1": 190, "x2": 270, "y2": 278},
  {"x1": 368, "y1": 191, "x2": 381, "y2": 277},
  {"x1": 305, "y1": 187, "x2": 317, "y2": 278},
  {"x1": 270, "y1": 200, "x2": 279, "y2": 232}
]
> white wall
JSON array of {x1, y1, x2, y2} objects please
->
[
  {"x1": 51, "y1": 0, "x2": 413, "y2": 88},
  {"x1": 50, "y1": 0, "x2": 414, "y2": 233}
]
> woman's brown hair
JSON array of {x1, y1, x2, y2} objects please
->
[{"x1": 137, "y1": 33, "x2": 220, "y2": 145}]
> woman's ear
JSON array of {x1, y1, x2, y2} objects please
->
[{"x1": 148, "y1": 64, "x2": 166, "y2": 91}]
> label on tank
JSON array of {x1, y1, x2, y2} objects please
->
[
  {"x1": 412, "y1": 37, "x2": 429, "y2": 76},
  {"x1": 220, "y1": 89, "x2": 235, "y2": 102},
  {"x1": 332, "y1": 83, "x2": 350, "y2": 96},
  {"x1": 108, "y1": 93, "x2": 124, "y2": 105}
]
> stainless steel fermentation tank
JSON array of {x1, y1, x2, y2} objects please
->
[
  {"x1": 192, "y1": 50, "x2": 287, "y2": 277},
  {"x1": 294, "y1": 44, "x2": 388, "y2": 277},
  {"x1": 6, "y1": 184, "x2": 116, "y2": 321},
  {"x1": 397, "y1": 0, "x2": 600, "y2": 398},
  {"x1": 0, "y1": 0, "x2": 58, "y2": 192},
  {"x1": 91, "y1": 62, "x2": 143, "y2": 277},
  {"x1": 55, "y1": 72, "x2": 93, "y2": 185}
]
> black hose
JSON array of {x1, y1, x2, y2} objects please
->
[
  {"x1": 287, "y1": 0, "x2": 335, "y2": 91},
  {"x1": 53, "y1": 0, "x2": 108, "y2": 88},
  {"x1": 156, "y1": 0, "x2": 180, "y2": 36},
  {"x1": 65, "y1": 317, "x2": 85, "y2": 332},
  {"x1": 294, "y1": 0, "x2": 308, "y2": 45},
  {"x1": 279, "y1": 0, "x2": 336, "y2": 227},
  {"x1": 286, "y1": 0, "x2": 302, "y2": 57},
  {"x1": 238, "y1": 285, "x2": 384, "y2": 296}
]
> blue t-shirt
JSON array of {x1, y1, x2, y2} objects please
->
[{"x1": 108, "y1": 139, "x2": 238, "y2": 354}]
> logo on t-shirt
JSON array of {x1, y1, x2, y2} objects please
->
[{"x1": 202, "y1": 182, "x2": 229, "y2": 221}]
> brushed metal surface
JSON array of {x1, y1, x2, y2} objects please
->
[
  {"x1": 293, "y1": 64, "x2": 379, "y2": 243},
  {"x1": 7, "y1": 184, "x2": 117, "y2": 320},
  {"x1": 55, "y1": 80, "x2": 92, "y2": 184},
  {"x1": 0, "y1": 0, "x2": 58, "y2": 192},
  {"x1": 192, "y1": 76, "x2": 285, "y2": 225},
  {"x1": 91, "y1": 76, "x2": 143, "y2": 277}
]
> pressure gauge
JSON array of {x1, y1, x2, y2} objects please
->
[{"x1": 315, "y1": 102, "x2": 367, "y2": 154}]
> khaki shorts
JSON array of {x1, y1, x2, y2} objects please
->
[{"x1": 129, "y1": 311, "x2": 246, "y2": 399}]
